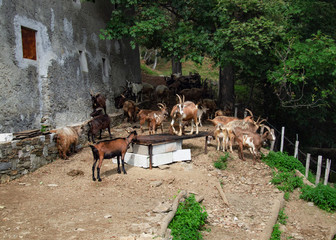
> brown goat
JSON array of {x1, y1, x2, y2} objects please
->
[
  {"x1": 148, "y1": 103, "x2": 169, "y2": 134},
  {"x1": 87, "y1": 114, "x2": 112, "y2": 143},
  {"x1": 90, "y1": 91, "x2": 106, "y2": 114},
  {"x1": 51, "y1": 125, "x2": 83, "y2": 159},
  {"x1": 89, "y1": 130, "x2": 137, "y2": 181},
  {"x1": 233, "y1": 127, "x2": 275, "y2": 164},
  {"x1": 123, "y1": 100, "x2": 139, "y2": 122},
  {"x1": 170, "y1": 94, "x2": 199, "y2": 136}
]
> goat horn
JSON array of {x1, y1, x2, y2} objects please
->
[
  {"x1": 158, "y1": 103, "x2": 165, "y2": 108},
  {"x1": 90, "y1": 89, "x2": 94, "y2": 96},
  {"x1": 121, "y1": 94, "x2": 126, "y2": 98},
  {"x1": 245, "y1": 108, "x2": 253, "y2": 118},
  {"x1": 182, "y1": 95, "x2": 185, "y2": 103},
  {"x1": 258, "y1": 118, "x2": 267, "y2": 125},
  {"x1": 176, "y1": 94, "x2": 182, "y2": 104}
]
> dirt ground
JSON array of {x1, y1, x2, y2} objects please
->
[{"x1": 1, "y1": 121, "x2": 336, "y2": 240}]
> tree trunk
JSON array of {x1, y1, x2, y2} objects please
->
[
  {"x1": 172, "y1": 57, "x2": 182, "y2": 75},
  {"x1": 218, "y1": 64, "x2": 235, "y2": 111}
]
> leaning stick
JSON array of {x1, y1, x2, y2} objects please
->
[
  {"x1": 159, "y1": 190, "x2": 187, "y2": 237},
  {"x1": 215, "y1": 182, "x2": 229, "y2": 206}
]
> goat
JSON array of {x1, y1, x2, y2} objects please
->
[
  {"x1": 123, "y1": 100, "x2": 139, "y2": 123},
  {"x1": 90, "y1": 107, "x2": 104, "y2": 118},
  {"x1": 199, "y1": 99, "x2": 217, "y2": 119},
  {"x1": 197, "y1": 105, "x2": 208, "y2": 127},
  {"x1": 126, "y1": 80, "x2": 143, "y2": 103},
  {"x1": 179, "y1": 87, "x2": 206, "y2": 102},
  {"x1": 90, "y1": 130, "x2": 137, "y2": 181},
  {"x1": 90, "y1": 90, "x2": 106, "y2": 114},
  {"x1": 142, "y1": 82, "x2": 154, "y2": 100},
  {"x1": 138, "y1": 109, "x2": 153, "y2": 133},
  {"x1": 213, "y1": 123, "x2": 228, "y2": 152},
  {"x1": 50, "y1": 125, "x2": 83, "y2": 159},
  {"x1": 170, "y1": 94, "x2": 199, "y2": 136},
  {"x1": 155, "y1": 85, "x2": 170, "y2": 103},
  {"x1": 215, "y1": 110, "x2": 224, "y2": 117},
  {"x1": 233, "y1": 126, "x2": 275, "y2": 164},
  {"x1": 148, "y1": 103, "x2": 169, "y2": 134},
  {"x1": 87, "y1": 114, "x2": 112, "y2": 143}
]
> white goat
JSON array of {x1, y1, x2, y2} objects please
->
[{"x1": 126, "y1": 80, "x2": 143, "y2": 103}]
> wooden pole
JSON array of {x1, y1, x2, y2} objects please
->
[
  {"x1": 324, "y1": 159, "x2": 331, "y2": 185},
  {"x1": 234, "y1": 107, "x2": 238, "y2": 118},
  {"x1": 270, "y1": 129, "x2": 275, "y2": 151},
  {"x1": 294, "y1": 140, "x2": 299, "y2": 158},
  {"x1": 280, "y1": 127, "x2": 285, "y2": 153},
  {"x1": 305, "y1": 153, "x2": 311, "y2": 179},
  {"x1": 315, "y1": 155, "x2": 322, "y2": 186}
]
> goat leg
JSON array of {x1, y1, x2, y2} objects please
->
[
  {"x1": 92, "y1": 161, "x2": 97, "y2": 181},
  {"x1": 108, "y1": 127, "x2": 112, "y2": 139},
  {"x1": 99, "y1": 129, "x2": 102, "y2": 139},
  {"x1": 121, "y1": 156, "x2": 127, "y2": 174},
  {"x1": 117, "y1": 156, "x2": 121, "y2": 174},
  {"x1": 97, "y1": 167, "x2": 101, "y2": 182}
]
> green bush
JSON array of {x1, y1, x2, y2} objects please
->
[
  {"x1": 214, "y1": 153, "x2": 229, "y2": 170},
  {"x1": 278, "y1": 208, "x2": 288, "y2": 225},
  {"x1": 271, "y1": 170, "x2": 303, "y2": 192},
  {"x1": 169, "y1": 194, "x2": 208, "y2": 240},
  {"x1": 300, "y1": 184, "x2": 336, "y2": 212}
]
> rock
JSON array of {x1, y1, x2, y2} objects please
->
[
  {"x1": 47, "y1": 184, "x2": 58, "y2": 187},
  {"x1": 153, "y1": 202, "x2": 172, "y2": 213},
  {"x1": 307, "y1": 202, "x2": 314, "y2": 207},
  {"x1": 150, "y1": 180, "x2": 163, "y2": 187},
  {"x1": 104, "y1": 215, "x2": 112, "y2": 219},
  {"x1": 158, "y1": 165, "x2": 170, "y2": 170}
]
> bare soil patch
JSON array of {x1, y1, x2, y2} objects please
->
[{"x1": 1, "y1": 122, "x2": 335, "y2": 240}]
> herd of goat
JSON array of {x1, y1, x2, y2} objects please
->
[{"x1": 51, "y1": 76, "x2": 275, "y2": 181}]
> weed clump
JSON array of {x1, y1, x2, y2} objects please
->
[
  {"x1": 214, "y1": 153, "x2": 229, "y2": 170},
  {"x1": 168, "y1": 194, "x2": 208, "y2": 240}
]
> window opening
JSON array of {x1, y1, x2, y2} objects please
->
[{"x1": 21, "y1": 26, "x2": 37, "y2": 60}]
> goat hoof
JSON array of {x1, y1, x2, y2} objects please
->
[
  {"x1": 98, "y1": 178, "x2": 102, "y2": 182},
  {"x1": 92, "y1": 178, "x2": 96, "y2": 181}
]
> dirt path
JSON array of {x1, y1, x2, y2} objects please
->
[{"x1": 1, "y1": 122, "x2": 335, "y2": 240}]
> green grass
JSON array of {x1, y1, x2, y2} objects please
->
[{"x1": 213, "y1": 153, "x2": 229, "y2": 170}]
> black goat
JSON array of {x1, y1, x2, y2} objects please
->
[
  {"x1": 87, "y1": 114, "x2": 112, "y2": 143},
  {"x1": 90, "y1": 91, "x2": 106, "y2": 114}
]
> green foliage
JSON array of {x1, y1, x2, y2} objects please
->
[
  {"x1": 213, "y1": 153, "x2": 229, "y2": 170},
  {"x1": 271, "y1": 170, "x2": 303, "y2": 193},
  {"x1": 169, "y1": 194, "x2": 208, "y2": 240},
  {"x1": 270, "y1": 223, "x2": 282, "y2": 240},
  {"x1": 300, "y1": 184, "x2": 336, "y2": 212},
  {"x1": 278, "y1": 208, "x2": 288, "y2": 225},
  {"x1": 262, "y1": 151, "x2": 305, "y2": 173},
  {"x1": 284, "y1": 192, "x2": 290, "y2": 201}
]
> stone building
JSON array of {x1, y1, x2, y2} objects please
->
[{"x1": 0, "y1": 0, "x2": 141, "y2": 133}]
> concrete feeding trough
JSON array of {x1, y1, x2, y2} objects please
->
[{"x1": 113, "y1": 132, "x2": 210, "y2": 169}]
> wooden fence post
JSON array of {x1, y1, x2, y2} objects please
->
[
  {"x1": 305, "y1": 153, "x2": 311, "y2": 179},
  {"x1": 315, "y1": 155, "x2": 322, "y2": 186},
  {"x1": 280, "y1": 127, "x2": 285, "y2": 153},
  {"x1": 234, "y1": 107, "x2": 238, "y2": 118},
  {"x1": 294, "y1": 140, "x2": 299, "y2": 158},
  {"x1": 324, "y1": 159, "x2": 331, "y2": 185},
  {"x1": 270, "y1": 129, "x2": 275, "y2": 151}
]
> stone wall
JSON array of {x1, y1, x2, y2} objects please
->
[{"x1": 0, "y1": 113, "x2": 123, "y2": 183}]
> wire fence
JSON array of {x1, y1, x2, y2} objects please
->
[{"x1": 265, "y1": 120, "x2": 336, "y2": 179}]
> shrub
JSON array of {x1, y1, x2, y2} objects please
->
[
  {"x1": 278, "y1": 208, "x2": 288, "y2": 225},
  {"x1": 300, "y1": 184, "x2": 336, "y2": 212},
  {"x1": 169, "y1": 194, "x2": 208, "y2": 240},
  {"x1": 271, "y1": 170, "x2": 303, "y2": 192},
  {"x1": 214, "y1": 153, "x2": 229, "y2": 170}
]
